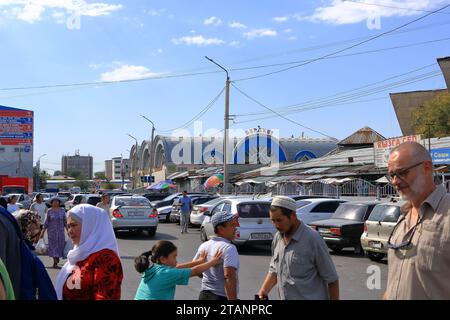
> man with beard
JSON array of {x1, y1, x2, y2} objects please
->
[
  {"x1": 257, "y1": 196, "x2": 339, "y2": 300},
  {"x1": 384, "y1": 141, "x2": 450, "y2": 300}
]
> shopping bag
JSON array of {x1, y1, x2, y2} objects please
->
[{"x1": 35, "y1": 239, "x2": 48, "y2": 255}]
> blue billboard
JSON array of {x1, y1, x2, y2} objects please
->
[{"x1": 431, "y1": 148, "x2": 450, "y2": 165}]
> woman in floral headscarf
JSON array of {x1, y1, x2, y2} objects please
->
[{"x1": 14, "y1": 210, "x2": 42, "y2": 246}]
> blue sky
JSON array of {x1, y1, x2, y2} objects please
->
[{"x1": 0, "y1": 0, "x2": 449, "y2": 173}]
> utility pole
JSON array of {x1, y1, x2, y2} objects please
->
[
  {"x1": 36, "y1": 154, "x2": 46, "y2": 191},
  {"x1": 141, "y1": 115, "x2": 156, "y2": 185},
  {"x1": 120, "y1": 153, "x2": 125, "y2": 191},
  {"x1": 426, "y1": 123, "x2": 432, "y2": 153},
  {"x1": 127, "y1": 134, "x2": 139, "y2": 190},
  {"x1": 205, "y1": 56, "x2": 230, "y2": 194}
]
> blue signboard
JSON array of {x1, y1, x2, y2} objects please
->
[{"x1": 431, "y1": 148, "x2": 450, "y2": 165}]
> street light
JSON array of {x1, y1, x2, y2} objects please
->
[
  {"x1": 127, "y1": 134, "x2": 139, "y2": 189},
  {"x1": 140, "y1": 115, "x2": 156, "y2": 184},
  {"x1": 36, "y1": 154, "x2": 47, "y2": 191}
]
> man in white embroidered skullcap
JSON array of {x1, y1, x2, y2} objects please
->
[
  {"x1": 55, "y1": 204, "x2": 123, "y2": 300},
  {"x1": 257, "y1": 196, "x2": 340, "y2": 300}
]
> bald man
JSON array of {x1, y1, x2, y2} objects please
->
[{"x1": 384, "y1": 141, "x2": 450, "y2": 300}]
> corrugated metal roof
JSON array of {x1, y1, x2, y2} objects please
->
[{"x1": 338, "y1": 126, "x2": 386, "y2": 146}]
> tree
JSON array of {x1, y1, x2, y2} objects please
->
[
  {"x1": 67, "y1": 170, "x2": 83, "y2": 180},
  {"x1": 74, "y1": 179, "x2": 90, "y2": 192},
  {"x1": 104, "y1": 182, "x2": 118, "y2": 190},
  {"x1": 53, "y1": 170, "x2": 63, "y2": 176},
  {"x1": 411, "y1": 92, "x2": 450, "y2": 138},
  {"x1": 57, "y1": 183, "x2": 67, "y2": 190},
  {"x1": 95, "y1": 171, "x2": 107, "y2": 180},
  {"x1": 34, "y1": 168, "x2": 50, "y2": 191}
]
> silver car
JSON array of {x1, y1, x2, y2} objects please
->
[
  {"x1": 200, "y1": 198, "x2": 275, "y2": 246},
  {"x1": 7, "y1": 193, "x2": 32, "y2": 210},
  {"x1": 110, "y1": 195, "x2": 158, "y2": 237}
]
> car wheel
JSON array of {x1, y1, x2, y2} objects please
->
[
  {"x1": 147, "y1": 228, "x2": 156, "y2": 237},
  {"x1": 367, "y1": 251, "x2": 385, "y2": 262},
  {"x1": 354, "y1": 244, "x2": 364, "y2": 255},
  {"x1": 200, "y1": 228, "x2": 207, "y2": 242},
  {"x1": 166, "y1": 214, "x2": 171, "y2": 223}
]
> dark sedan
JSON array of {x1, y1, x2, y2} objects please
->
[{"x1": 309, "y1": 201, "x2": 379, "y2": 254}]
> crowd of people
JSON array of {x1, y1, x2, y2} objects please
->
[{"x1": 0, "y1": 141, "x2": 449, "y2": 300}]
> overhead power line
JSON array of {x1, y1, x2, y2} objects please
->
[
  {"x1": 344, "y1": 0, "x2": 450, "y2": 15},
  {"x1": 233, "y1": 3, "x2": 450, "y2": 82}
]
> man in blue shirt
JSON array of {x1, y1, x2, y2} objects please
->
[{"x1": 178, "y1": 191, "x2": 193, "y2": 234}]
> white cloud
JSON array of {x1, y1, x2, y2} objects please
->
[
  {"x1": 229, "y1": 21, "x2": 247, "y2": 29},
  {"x1": 229, "y1": 40, "x2": 240, "y2": 47},
  {"x1": 243, "y1": 28, "x2": 277, "y2": 39},
  {"x1": 100, "y1": 64, "x2": 161, "y2": 82},
  {"x1": 172, "y1": 35, "x2": 225, "y2": 46},
  {"x1": 283, "y1": 28, "x2": 292, "y2": 33},
  {"x1": 89, "y1": 63, "x2": 102, "y2": 70},
  {"x1": 147, "y1": 8, "x2": 166, "y2": 16},
  {"x1": 204, "y1": 16, "x2": 222, "y2": 26},
  {"x1": 272, "y1": 16, "x2": 289, "y2": 22},
  {"x1": 304, "y1": 0, "x2": 447, "y2": 25},
  {"x1": 287, "y1": 36, "x2": 297, "y2": 41},
  {"x1": 52, "y1": 11, "x2": 65, "y2": 24},
  {"x1": 0, "y1": 0, "x2": 122, "y2": 24}
]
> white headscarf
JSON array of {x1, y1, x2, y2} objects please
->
[{"x1": 55, "y1": 204, "x2": 120, "y2": 300}]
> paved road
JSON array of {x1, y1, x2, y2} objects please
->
[{"x1": 40, "y1": 223, "x2": 388, "y2": 300}]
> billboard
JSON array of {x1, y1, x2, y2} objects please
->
[
  {"x1": 431, "y1": 148, "x2": 450, "y2": 165},
  {"x1": 373, "y1": 135, "x2": 423, "y2": 168},
  {"x1": 0, "y1": 106, "x2": 34, "y2": 180}
]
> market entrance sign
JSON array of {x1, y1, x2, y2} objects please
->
[
  {"x1": 431, "y1": 148, "x2": 450, "y2": 165},
  {"x1": 374, "y1": 135, "x2": 423, "y2": 168}
]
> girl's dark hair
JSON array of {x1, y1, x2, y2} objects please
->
[
  {"x1": 8, "y1": 195, "x2": 17, "y2": 203},
  {"x1": 134, "y1": 241, "x2": 177, "y2": 273}
]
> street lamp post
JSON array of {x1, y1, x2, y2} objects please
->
[
  {"x1": 127, "y1": 134, "x2": 139, "y2": 190},
  {"x1": 205, "y1": 56, "x2": 230, "y2": 194},
  {"x1": 141, "y1": 115, "x2": 156, "y2": 185},
  {"x1": 36, "y1": 154, "x2": 47, "y2": 191}
]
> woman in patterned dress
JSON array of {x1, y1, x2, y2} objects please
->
[
  {"x1": 40, "y1": 198, "x2": 67, "y2": 268},
  {"x1": 55, "y1": 204, "x2": 123, "y2": 300}
]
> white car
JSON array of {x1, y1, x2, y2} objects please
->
[
  {"x1": 155, "y1": 205, "x2": 173, "y2": 222},
  {"x1": 110, "y1": 195, "x2": 158, "y2": 237},
  {"x1": 296, "y1": 198, "x2": 348, "y2": 225},
  {"x1": 200, "y1": 198, "x2": 275, "y2": 246}
]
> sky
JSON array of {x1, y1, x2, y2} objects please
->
[{"x1": 0, "y1": 0, "x2": 449, "y2": 174}]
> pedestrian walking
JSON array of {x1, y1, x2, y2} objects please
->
[
  {"x1": 40, "y1": 197, "x2": 68, "y2": 269},
  {"x1": 30, "y1": 193, "x2": 48, "y2": 227},
  {"x1": 56, "y1": 204, "x2": 123, "y2": 300},
  {"x1": 134, "y1": 240, "x2": 223, "y2": 300},
  {"x1": 7, "y1": 195, "x2": 19, "y2": 214},
  {"x1": 384, "y1": 141, "x2": 450, "y2": 300},
  {"x1": 257, "y1": 196, "x2": 339, "y2": 300},
  {"x1": 96, "y1": 194, "x2": 111, "y2": 215},
  {"x1": 0, "y1": 257, "x2": 15, "y2": 300},
  {"x1": 195, "y1": 211, "x2": 240, "y2": 300},
  {"x1": 178, "y1": 191, "x2": 192, "y2": 234}
]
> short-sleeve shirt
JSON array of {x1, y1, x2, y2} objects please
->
[
  {"x1": 194, "y1": 237, "x2": 240, "y2": 298},
  {"x1": 386, "y1": 186, "x2": 450, "y2": 300},
  {"x1": 269, "y1": 222, "x2": 339, "y2": 300},
  {"x1": 135, "y1": 264, "x2": 192, "y2": 300},
  {"x1": 30, "y1": 202, "x2": 47, "y2": 224},
  {"x1": 178, "y1": 196, "x2": 192, "y2": 213}
]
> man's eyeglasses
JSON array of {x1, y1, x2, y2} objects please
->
[
  {"x1": 387, "y1": 161, "x2": 424, "y2": 183},
  {"x1": 387, "y1": 215, "x2": 423, "y2": 250}
]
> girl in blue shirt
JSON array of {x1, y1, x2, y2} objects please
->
[{"x1": 134, "y1": 240, "x2": 222, "y2": 300}]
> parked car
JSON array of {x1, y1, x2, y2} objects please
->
[
  {"x1": 296, "y1": 198, "x2": 348, "y2": 225},
  {"x1": 57, "y1": 192, "x2": 71, "y2": 203},
  {"x1": 65, "y1": 194, "x2": 85, "y2": 211},
  {"x1": 361, "y1": 202, "x2": 404, "y2": 262},
  {"x1": 110, "y1": 195, "x2": 158, "y2": 237},
  {"x1": 154, "y1": 205, "x2": 174, "y2": 222},
  {"x1": 200, "y1": 198, "x2": 275, "y2": 246},
  {"x1": 309, "y1": 201, "x2": 380, "y2": 254},
  {"x1": 7, "y1": 193, "x2": 32, "y2": 210},
  {"x1": 143, "y1": 193, "x2": 170, "y2": 202},
  {"x1": 150, "y1": 192, "x2": 210, "y2": 221},
  {"x1": 171, "y1": 195, "x2": 219, "y2": 224},
  {"x1": 1, "y1": 195, "x2": 24, "y2": 211}
]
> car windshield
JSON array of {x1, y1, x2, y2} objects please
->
[
  {"x1": 87, "y1": 197, "x2": 102, "y2": 206},
  {"x1": 162, "y1": 194, "x2": 180, "y2": 201},
  {"x1": 332, "y1": 204, "x2": 368, "y2": 221},
  {"x1": 115, "y1": 198, "x2": 150, "y2": 207},
  {"x1": 202, "y1": 198, "x2": 223, "y2": 206},
  {"x1": 368, "y1": 205, "x2": 400, "y2": 222},
  {"x1": 237, "y1": 202, "x2": 271, "y2": 218},
  {"x1": 296, "y1": 200, "x2": 312, "y2": 209}
]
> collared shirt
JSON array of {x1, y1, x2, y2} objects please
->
[
  {"x1": 269, "y1": 222, "x2": 339, "y2": 300},
  {"x1": 386, "y1": 185, "x2": 450, "y2": 300}
]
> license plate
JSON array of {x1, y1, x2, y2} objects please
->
[
  {"x1": 369, "y1": 241, "x2": 382, "y2": 249},
  {"x1": 250, "y1": 233, "x2": 273, "y2": 240},
  {"x1": 128, "y1": 211, "x2": 144, "y2": 217}
]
